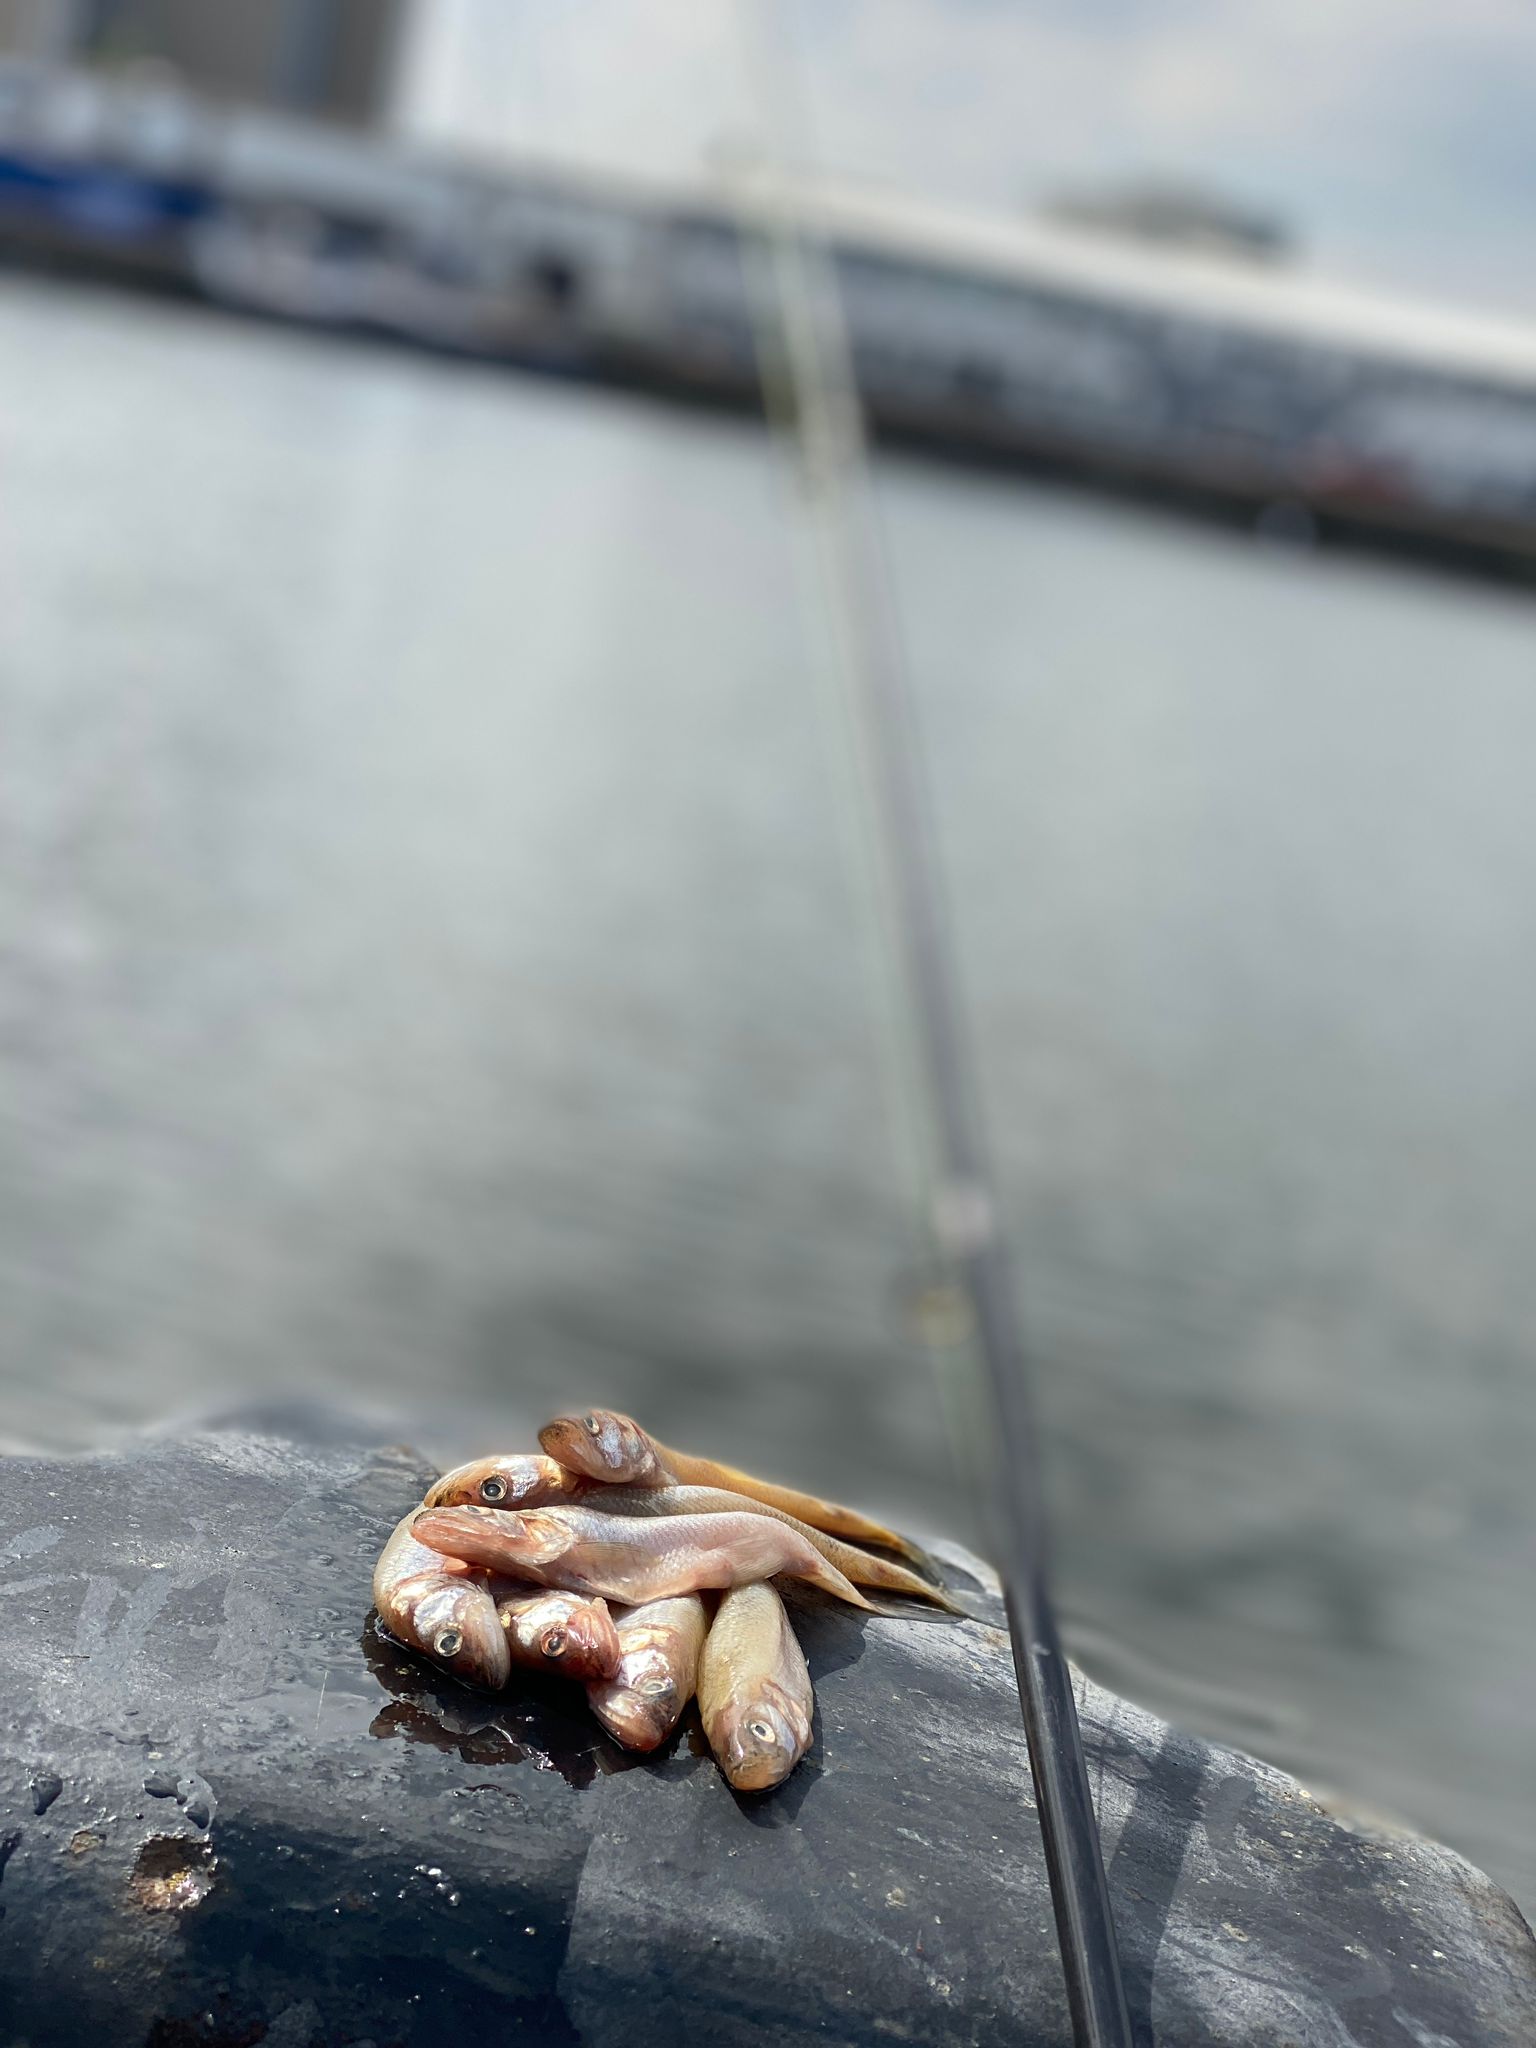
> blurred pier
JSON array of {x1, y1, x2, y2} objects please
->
[{"x1": 4, "y1": 54, "x2": 1536, "y2": 581}]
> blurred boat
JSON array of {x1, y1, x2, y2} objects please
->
[{"x1": 4, "y1": 56, "x2": 1536, "y2": 579}]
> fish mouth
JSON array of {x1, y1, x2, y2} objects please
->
[
  {"x1": 454, "y1": 1611, "x2": 512, "y2": 1691},
  {"x1": 426, "y1": 1457, "x2": 557, "y2": 1511},
  {"x1": 414, "y1": 1585, "x2": 510, "y2": 1691},
  {"x1": 423, "y1": 1463, "x2": 476, "y2": 1509},
  {"x1": 538, "y1": 1416, "x2": 609, "y2": 1479},
  {"x1": 541, "y1": 1600, "x2": 622, "y2": 1681},
  {"x1": 540, "y1": 1408, "x2": 647, "y2": 1481},
  {"x1": 721, "y1": 1694, "x2": 808, "y2": 1792},
  {"x1": 414, "y1": 1505, "x2": 563, "y2": 1572},
  {"x1": 590, "y1": 1673, "x2": 679, "y2": 1751},
  {"x1": 723, "y1": 1737, "x2": 792, "y2": 1792}
]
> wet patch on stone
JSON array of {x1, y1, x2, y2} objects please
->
[
  {"x1": 362, "y1": 1613, "x2": 700, "y2": 1786},
  {"x1": 130, "y1": 1836, "x2": 216, "y2": 1913}
]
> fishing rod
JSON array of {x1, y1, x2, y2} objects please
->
[{"x1": 731, "y1": 15, "x2": 1133, "y2": 2045}]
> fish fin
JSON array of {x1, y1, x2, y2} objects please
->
[{"x1": 843, "y1": 1550, "x2": 964, "y2": 1607}]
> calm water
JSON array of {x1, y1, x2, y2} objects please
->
[{"x1": 1, "y1": 275, "x2": 1532, "y2": 1915}]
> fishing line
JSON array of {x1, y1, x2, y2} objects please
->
[{"x1": 727, "y1": 9, "x2": 1133, "y2": 2043}]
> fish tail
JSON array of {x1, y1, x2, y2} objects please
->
[
  {"x1": 852, "y1": 1552, "x2": 966, "y2": 1612},
  {"x1": 803, "y1": 1554, "x2": 878, "y2": 1610},
  {"x1": 806, "y1": 1542, "x2": 971, "y2": 1619}
]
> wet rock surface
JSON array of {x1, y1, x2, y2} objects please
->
[{"x1": 0, "y1": 1413, "x2": 1531, "y2": 2048}]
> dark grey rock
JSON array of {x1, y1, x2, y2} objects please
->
[{"x1": 0, "y1": 1413, "x2": 1530, "y2": 2047}]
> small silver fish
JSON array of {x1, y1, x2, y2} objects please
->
[
  {"x1": 371, "y1": 1512, "x2": 509, "y2": 1691},
  {"x1": 411, "y1": 1503, "x2": 879, "y2": 1610},
  {"x1": 587, "y1": 1594, "x2": 709, "y2": 1751},
  {"x1": 495, "y1": 1585, "x2": 622, "y2": 1682},
  {"x1": 538, "y1": 1408, "x2": 932, "y2": 1569},
  {"x1": 699, "y1": 1582, "x2": 814, "y2": 1792}
]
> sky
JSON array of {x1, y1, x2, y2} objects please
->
[{"x1": 394, "y1": 0, "x2": 1536, "y2": 321}]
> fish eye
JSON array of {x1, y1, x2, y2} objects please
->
[
  {"x1": 435, "y1": 1629, "x2": 463, "y2": 1658},
  {"x1": 748, "y1": 1719, "x2": 776, "y2": 1744},
  {"x1": 583, "y1": 1413, "x2": 602, "y2": 1436},
  {"x1": 637, "y1": 1676, "x2": 671, "y2": 1698},
  {"x1": 543, "y1": 1628, "x2": 567, "y2": 1657},
  {"x1": 480, "y1": 1476, "x2": 508, "y2": 1502}
]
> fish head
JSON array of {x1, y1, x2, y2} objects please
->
[
  {"x1": 539, "y1": 1408, "x2": 655, "y2": 1483},
  {"x1": 425, "y1": 1454, "x2": 569, "y2": 1510},
  {"x1": 716, "y1": 1684, "x2": 813, "y2": 1793},
  {"x1": 410, "y1": 1580, "x2": 510, "y2": 1692},
  {"x1": 413, "y1": 1504, "x2": 572, "y2": 1572},
  {"x1": 537, "y1": 1595, "x2": 622, "y2": 1682},
  {"x1": 591, "y1": 1649, "x2": 682, "y2": 1752}
]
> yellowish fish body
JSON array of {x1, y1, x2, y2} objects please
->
[
  {"x1": 699, "y1": 1583, "x2": 814, "y2": 1792},
  {"x1": 587, "y1": 1594, "x2": 709, "y2": 1751},
  {"x1": 582, "y1": 1485, "x2": 959, "y2": 1610},
  {"x1": 411, "y1": 1503, "x2": 878, "y2": 1611},
  {"x1": 538, "y1": 1409, "x2": 931, "y2": 1568},
  {"x1": 371, "y1": 1513, "x2": 510, "y2": 1691}
]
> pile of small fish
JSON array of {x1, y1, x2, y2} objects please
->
[{"x1": 371, "y1": 1408, "x2": 958, "y2": 1792}]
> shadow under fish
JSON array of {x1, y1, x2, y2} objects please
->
[{"x1": 360, "y1": 1615, "x2": 704, "y2": 1787}]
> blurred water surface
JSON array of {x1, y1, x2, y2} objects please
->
[{"x1": 1, "y1": 276, "x2": 1532, "y2": 1914}]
